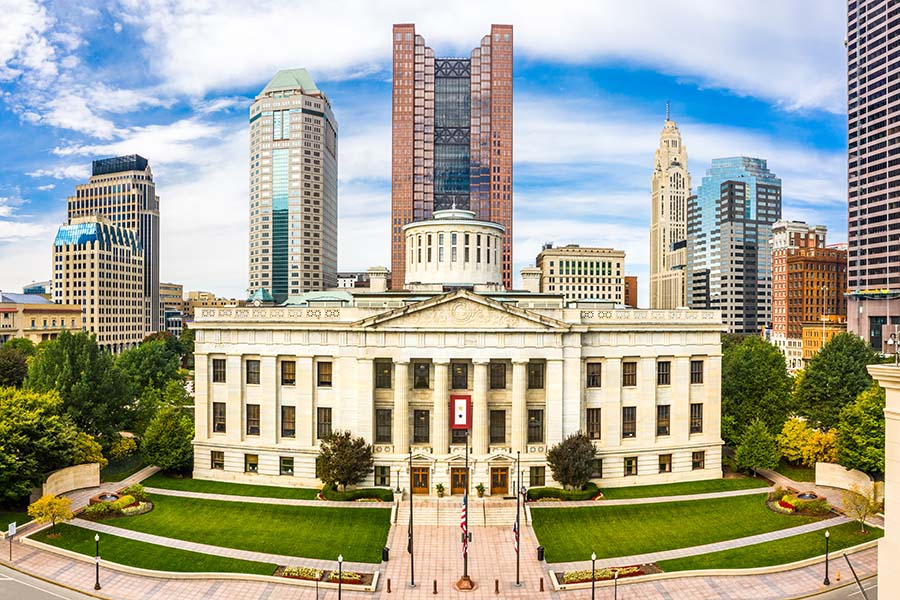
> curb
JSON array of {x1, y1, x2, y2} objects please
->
[{"x1": 1, "y1": 549, "x2": 111, "y2": 600}]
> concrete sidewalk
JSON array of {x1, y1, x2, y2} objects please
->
[
  {"x1": 143, "y1": 486, "x2": 387, "y2": 509},
  {"x1": 528, "y1": 485, "x2": 773, "y2": 509}
]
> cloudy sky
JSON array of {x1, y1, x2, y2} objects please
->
[{"x1": 0, "y1": 1, "x2": 847, "y2": 305}]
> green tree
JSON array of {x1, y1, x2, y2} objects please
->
[
  {"x1": 794, "y1": 333, "x2": 880, "y2": 429},
  {"x1": 25, "y1": 331, "x2": 130, "y2": 440},
  {"x1": 27, "y1": 495, "x2": 73, "y2": 535},
  {"x1": 0, "y1": 388, "x2": 77, "y2": 505},
  {"x1": 776, "y1": 418, "x2": 812, "y2": 464},
  {"x1": 131, "y1": 379, "x2": 193, "y2": 434},
  {"x1": 116, "y1": 338, "x2": 182, "y2": 399},
  {"x1": 837, "y1": 383, "x2": 886, "y2": 474},
  {"x1": 179, "y1": 326, "x2": 195, "y2": 369},
  {"x1": 801, "y1": 428, "x2": 838, "y2": 468},
  {"x1": 72, "y1": 432, "x2": 108, "y2": 469},
  {"x1": 546, "y1": 431, "x2": 596, "y2": 490},
  {"x1": 142, "y1": 406, "x2": 194, "y2": 473},
  {"x1": 0, "y1": 346, "x2": 28, "y2": 388},
  {"x1": 841, "y1": 485, "x2": 878, "y2": 533},
  {"x1": 142, "y1": 331, "x2": 183, "y2": 357},
  {"x1": 2, "y1": 337, "x2": 36, "y2": 357},
  {"x1": 721, "y1": 336, "x2": 793, "y2": 445},
  {"x1": 315, "y1": 430, "x2": 374, "y2": 491},
  {"x1": 734, "y1": 419, "x2": 780, "y2": 475}
]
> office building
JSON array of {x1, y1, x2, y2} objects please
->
[
  {"x1": 531, "y1": 244, "x2": 626, "y2": 304},
  {"x1": 160, "y1": 282, "x2": 184, "y2": 312},
  {"x1": 846, "y1": 1, "x2": 900, "y2": 349},
  {"x1": 391, "y1": 24, "x2": 514, "y2": 289},
  {"x1": 687, "y1": 157, "x2": 782, "y2": 334},
  {"x1": 22, "y1": 280, "x2": 52, "y2": 298},
  {"x1": 0, "y1": 293, "x2": 82, "y2": 344},
  {"x1": 248, "y1": 69, "x2": 338, "y2": 303},
  {"x1": 183, "y1": 292, "x2": 246, "y2": 320},
  {"x1": 802, "y1": 316, "x2": 848, "y2": 363},
  {"x1": 625, "y1": 276, "x2": 638, "y2": 308},
  {"x1": 650, "y1": 109, "x2": 691, "y2": 309}
]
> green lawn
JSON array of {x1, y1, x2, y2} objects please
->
[
  {"x1": 100, "y1": 493, "x2": 390, "y2": 563},
  {"x1": 101, "y1": 455, "x2": 146, "y2": 483},
  {"x1": 532, "y1": 494, "x2": 822, "y2": 563},
  {"x1": 0, "y1": 510, "x2": 29, "y2": 531},
  {"x1": 33, "y1": 523, "x2": 276, "y2": 575},
  {"x1": 143, "y1": 472, "x2": 320, "y2": 500},
  {"x1": 658, "y1": 521, "x2": 883, "y2": 571},
  {"x1": 600, "y1": 477, "x2": 769, "y2": 500},
  {"x1": 775, "y1": 460, "x2": 816, "y2": 483}
]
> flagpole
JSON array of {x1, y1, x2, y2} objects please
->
[
  {"x1": 408, "y1": 446, "x2": 415, "y2": 588},
  {"x1": 463, "y1": 427, "x2": 469, "y2": 580},
  {"x1": 516, "y1": 450, "x2": 521, "y2": 587}
]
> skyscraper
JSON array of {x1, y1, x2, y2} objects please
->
[
  {"x1": 687, "y1": 157, "x2": 782, "y2": 334},
  {"x1": 846, "y1": 1, "x2": 900, "y2": 350},
  {"x1": 249, "y1": 69, "x2": 338, "y2": 302},
  {"x1": 66, "y1": 155, "x2": 160, "y2": 333},
  {"x1": 391, "y1": 24, "x2": 514, "y2": 289},
  {"x1": 649, "y1": 108, "x2": 691, "y2": 309}
]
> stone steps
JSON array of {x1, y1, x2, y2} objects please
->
[{"x1": 395, "y1": 498, "x2": 520, "y2": 526}]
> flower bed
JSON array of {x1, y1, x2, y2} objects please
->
[
  {"x1": 560, "y1": 565, "x2": 647, "y2": 584},
  {"x1": 280, "y1": 566, "x2": 324, "y2": 581},
  {"x1": 276, "y1": 566, "x2": 374, "y2": 586},
  {"x1": 327, "y1": 569, "x2": 364, "y2": 584}
]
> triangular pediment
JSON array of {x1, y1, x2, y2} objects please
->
[{"x1": 353, "y1": 290, "x2": 568, "y2": 331}]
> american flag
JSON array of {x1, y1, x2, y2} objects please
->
[
  {"x1": 513, "y1": 516, "x2": 519, "y2": 554},
  {"x1": 460, "y1": 492, "x2": 468, "y2": 556}
]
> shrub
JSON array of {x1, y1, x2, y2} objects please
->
[
  {"x1": 770, "y1": 487, "x2": 789, "y2": 502},
  {"x1": 778, "y1": 499, "x2": 795, "y2": 511},
  {"x1": 110, "y1": 495, "x2": 136, "y2": 511},
  {"x1": 320, "y1": 485, "x2": 393, "y2": 502},
  {"x1": 796, "y1": 499, "x2": 830, "y2": 516},
  {"x1": 81, "y1": 502, "x2": 112, "y2": 520},
  {"x1": 108, "y1": 436, "x2": 138, "y2": 461},
  {"x1": 120, "y1": 484, "x2": 148, "y2": 502},
  {"x1": 527, "y1": 482, "x2": 599, "y2": 501},
  {"x1": 283, "y1": 566, "x2": 323, "y2": 580},
  {"x1": 27, "y1": 495, "x2": 73, "y2": 533},
  {"x1": 121, "y1": 502, "x2": 150, "y2": 516},
  {"x1": 562, "y1": 566, "x2": 643, "y2": 583},
  {"x1": 327, "y1": 569, "x2": 363, "y2": 583}
]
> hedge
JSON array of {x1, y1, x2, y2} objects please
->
[
  {"x1": 320, "y1": 485, "x2": 394, "y2": 502},
  {"x1": 527, "y1": 482, "x2": 600, "y2": 501}
]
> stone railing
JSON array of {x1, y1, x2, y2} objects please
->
[{"x1": 571, "y1": 308, "x2": 722, "y2": 324}]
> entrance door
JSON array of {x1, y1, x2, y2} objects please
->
[
  {"x1": 411, "y1": 467, "x2": 430, "y2": 495},
  {"x1": 490, "y1": 467, "x2": 509, "y2": 496},
  {"x1": 450, "y1": 467, "x2": 468, "y2": 495}
]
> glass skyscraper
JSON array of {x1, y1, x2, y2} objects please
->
[{"x1": 687, "y1": 157, "x2": 782, "y2": 334}]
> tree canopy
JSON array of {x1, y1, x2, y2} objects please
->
[
  {"x1": 116, "y1": 338, "x2": 182, "y2": 398},
  {"x1": 0, "y1": 346, "x2": 28, "y2": 388},
  {"x1": 316, "y1": 430, "x2": 374, "y2": 491},
  {"x1": 734, "y1": 419, "x2": 780, "y2": 475},
  {"x1": 546, "y1": 431, "x2": 596, "y2": 490},
  {"x1": 838, "y1": 383, "x2": 886, "y2": 475},
  {"x1": 142, "y1": 406, "x2": 194, "y2": 473},
  {"x1": 2, "y1": 337, "x2": 36, "y2": 357}
]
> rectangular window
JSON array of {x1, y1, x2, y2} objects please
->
[
  {"x1": 657, "y1": 361, "x2": 671, "y2": 386},
  {"x1": 280, "y1": 456, "x2": 294, "y2": 476},
  {"x1": 212, "y1": 359, "x2": 226, "y2": 383},
  {"x1": 657, "y1": 405, "x2": 670, "y2": 436},
  {"x1": 245, "y1": 454, "x2": 258, "y2": 473},
  {"x1": 592, "y1": 458, "x2": 603, "y2": 478},
  {"x1": 451, "y1": 427, "x2": 468, "y2": 444},
  {"x1": 692, "y1": 451, "x2": 705, "y2": 470},
  {"x1": 659, "y1": 454, "x2": 672, "y2": 473},
  {"x1": 246, "y1": 404, "x2": 260, "y2": 435},
  {"x1": 413, "y1": 409, "x2": 429, "y2": 443},
  {"x1": 375, "y1": 465, "x2": 391, "y2": 487},
  {"x1": 527, "y1": 409, "x2": 544, "y2": 443},
  {"x1": 317, "y1": 362, "x2": 332, "y2": 387},
  {"x1": 690, "y1": 360, "x2": 704, "y2": 384},
  {"x1": 490, "y1": 410, "x2": 506, "y2": 444},
  {"x1": 375, "y1": 361, "x2": 392, "y2": 389},
  {"x1": 451, "y1": 362, "x2": 468, "y2": 389},
  {"x1": 530, "y1": 466, "x2": 545, "y2": 487},
  {"x1": 211, "y1": 451, "x2": 224, "y2": 470},
  {"x1": 527, "y1": 362, "x2": 544, "y2": 389},
  {"x1": 281, "y1": 405, "x2": 296, "y2": 438},
  {"x1": 622, "y1": 361, "x2": 637, "y2": 387},
  {"x1": 489, "y1": 362, "x2": 506, "y2": 389},
  {"x1": 413, "y1": 362, "x2": 430, "y2": 389},
  {"x1": 281, "y1": 361, "x2": 296, "y2": 385},
  {"x1": 246, "y1": 359, "x2": 260, "y2": 385},
  {"x1": 622, "y1": 406, "x2": 636, "y2": 438},
  {"x1": 586, "y1": 363, "x2": 601, "y2": 388},
  {"x1": 317, "y1": 407, "x2": 332, "y2": 439},
  {"x1": 375, "y1": 409, "x2": 392, "y2": 443},
  {"x1": 624, "y1": 456, "x2": 638, "y2": 476},
  {"x1": 213, "y1": 402, "x2": 226, "y2": 433},
  {"x1": 586, "y1": 408, "x2": 602, "y2": 440},
  {"x1": 690, "y1": 403, "x2": 703, "y2": 434}
]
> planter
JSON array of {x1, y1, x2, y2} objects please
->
[{"x1": 559, "y1": 565, "x2": 653, "y2": 584}]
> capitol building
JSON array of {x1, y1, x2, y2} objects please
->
[{"x1": 192, "y1": 210, "x2": 724, "y2": 495}]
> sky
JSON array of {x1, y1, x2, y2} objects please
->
[{"x1": 0, "y1": 1, "x2": 848, "y2": 306}]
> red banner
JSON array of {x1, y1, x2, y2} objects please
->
[{"x1": 450, "y1": 395, "x2": 471, "y2": 430}]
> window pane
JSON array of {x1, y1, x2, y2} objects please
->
[
  {"x1": 530, "y1": 466, "x2": 545, "y2": 487},
  {"x1": 212, "y1": 359, "x2": 226, "y2": 383},
  {"x1": 622, "y1": 406, "x2": 636, "y2": 438},
  {"x1": 213, "y1": 402, "x2": 226, "y2": 433},
  {"x1": 490, "y1": 362, "x2": 506, "y2": 389},
  {"x1": 281, "y1": 361, "x2": 296, "y2": 385},
  {"x1": 317, "y1": 362, "x2": 333, "y2": 387},
  {"x1": 245, "y1": 454, "x2": 258, "y2": 473},
  {"x1": 211, "y1": 451, "x2": 224, "y2": 470},
  {"x1": 659, "y1": 454, "x2": 672, "y2": 473},
  {"x1": 317, "y1": 407, "x2": 332, "y2": 439},
  {"x1": 375, "y1": 465, "x2": 391, "y2": 486},
  {"x1": 586, "y1": 363, "x2": 601, "y2": 388},
  {"x1": 527, "y1": 362, "x2": 544, "y2": 389},
  {"x1": 281, "y1": 405, "x2": 296, "y2": 438},
  {"x1": 624, "y1": 456, "x2": 638, "y2": 476},
  {"x1": 375, "y1": 408, "x2": 392, "y2": 443},
  {"x1": 375, "y1": 361, "x2": 392, "y2": 389},
  {"x1": 527, "y1": 409, "x2": 544, "y2": 443},
  {"x1": 656, "y1": 405, "x2": 670, "y2": 436},
  {"x1": 451, "y1": 363, "x2": 468, "y2": 389},
  {"x1": 414, "y1": 363, "x2": 430, "y2": 389},
  {"x1": 586, "y1": 408, "x2": 602, "y2": 439},
  {"x1": 414, "y1": 409, "x2": 430, "y2": 443},
  {"x1": 690, "y1": 403, "x2": 703, "y2": 433},
  {"x1": 592, "y1": 458, "x2": 603, "y2": 478},
  {"x1": 246, "y1": 360, "x2": 260, "y2": 385},
  {"x1": 490, "y1": 410, "x2": 506, "y2": 444},
  {"x1": 692, "y1": 451, "x2": 705, "y2": 470},
  {"x1": 622, "y1": 362, "x2": 637, "y2": 387},
  {"x1": 280, "y1": 457, "x2": 294, "y2": 476},
  {"x1": 690, "y1": 360, "x2": 704, "y2": 384},
  {"x1": 657, "y1": 361, "x2": 671, "y2": 385},
  {"x1": 246, "y1": 404, "x2": 260, "y2": 435}
]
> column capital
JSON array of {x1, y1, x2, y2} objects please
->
[
  {"x1": 433, "y1": 358, "x2": 451, "y2": 366},
  {"x1": 393, "y1": 358, "x2": 410, "y2": 366},
  {"x1": 356, "y1": 356, "x2": 374, "y2": 363},
  {"x1": 472, "y1": 358, "x2": 492, "y2": 366},
  {"x1": 512, "y1": 359, "x2": 530, "y2": 366}
]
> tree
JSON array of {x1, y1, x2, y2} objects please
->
[
  {"x1": 142, "y1": 406, "x2": 194, "y2": 473},
  {"x1": 142, "y1": 331, "x2": 183, "y2": 357},
  {"x1": 838, "y1": 383, "x2": 886, "y2": 474},
  {"x1": 180, "y1": 326, "x2": 195, "y2": 369},
  {"x1": 734, "y1": 419, "x2": 780, "y2": 475},
  {"x1": 2, "y1": 337, "x2": 36, "y2": 357},
  {"x1": 116, "y1": 339, "x2": 182, "y2": 398},
  {"x1": 27, "y1": 495, "x2": 73, "y2": 535},
  {"x1": 801, "y1": 427, "x2": 838, "y2": 468},
  {"x1": 776, "y1": 418, "x2": 812, "y2": 464},
  {"x1": 315, "y1": 430, "x2": 374, "y2": 491},
  {"x1": 108, "y1": 435, "x2": 138, "y2": 461},
  {"x1": 721, "y1": 336, "x2": 793, "y2": 445},
  {"x1": 72, "y1": 432, "x2": 108, "y2": 469},
  {"x1": 0, "y1": 388, "x2": 77, "y2": 505},
  {"x1": 25, "y1": 331, "x2": 130, "y2": 440},
  {"x1": 130, "y1": 378, "x2": 193, "y2": 434},
  {"x1": 841, "y1": 485, "x2": 878, "y2": 533},
  {"x1": 546, "y1": 431, "x2": 596, "y2": 490},
  {"x1": 794, "y1": 333, "x2": 880, "y2": 429},
  {"x1": 0, "y1": 346, "x2": 28, "y2": 388}
]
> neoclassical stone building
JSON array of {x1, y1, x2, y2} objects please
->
[{"x1": 192, "y1": 211, "x2": 724, "y2": 495}]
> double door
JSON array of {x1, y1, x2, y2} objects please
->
[
  {"x1": 411, "y1": 467, "x2": 430, "y2": 495},
  {"x1": 450, "y1": 467, "x2": 469, "y2": 495},
  {"x1": 490, "y1": 467, "x2": 509, "y2": 496}
]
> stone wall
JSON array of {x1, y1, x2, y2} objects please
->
[
  {"x1": 40, "y1": 463, "x2": 100, "y2": 499},
  {"x1": 815, "y1": 462, "x2": 881, "y2": 502}
]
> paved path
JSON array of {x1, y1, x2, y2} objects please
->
[
  {"x1": 63, "y1": 466, "x2": 160, "y2": 513},
  {"x1": 528, "y1": 485, "x2": 773, "y2": 509},
  {"x1": 143, "y1": 486, "x2": 386, "y2": 509}
]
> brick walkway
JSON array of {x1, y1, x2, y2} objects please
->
[
  {"x1": 528, "y1": 485, "x2": 772, "y2": 509},
  {"x1": 143, "y1": 486, "x2": 381, "y2": 509}
]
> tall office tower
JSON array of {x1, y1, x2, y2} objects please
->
[
  {"x1": 391, "y1": 24, "x2": 514, "y2": 289},
  {"x1": 53, "y1": 216, "x2": 145, "y2": 352},
  {"x1": 249, "y1": 69, "x2": 338, "y2": 302},
  {"x1": 649, "y1": 108, "x2": 691, "y2": 309},
  {"x1": 687, "y1": 157, "x2": 782, "y2": 334},
  {"x1": 68, "y1": 155, "x2": 160, "y2": 333},
  {"x1": 847, "y1": 1, "x2": 900, "y2": 350}
]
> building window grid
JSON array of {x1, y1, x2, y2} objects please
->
[
  {"x1": 280, "y1": 456, "x2": 294, "y2": 476},
  {"x1": 375, "y1": 409, "x2": 392, "y2": 443},
  {"x1": 622, "y1": 361, "x2": 637, "y2": 386},
  {"x1": 211, "y1": 451, "x2": 224, "y2": 470},
  {"x1": 690, "y1": 403, "x2": 703, "y2": 434},
  {"x1": 451, "y1": 362, "x2": 468, "y2": 389},
  {"x1": 527, "y1": 362, "x2": 544, "y2": 389},
  {"x1": 490, "y1": 362, "x2": 506, "y2": 389},
  {"x1": 213, "y1": 402, "x2": 226, "y2": 433},
  {"x1": 317, "y1": 361, "x2": 333, "y2": 387},
  {"x1": 281, "y1": 405, "x2": 296, "y2": 438},
  {"x1": 622, "y1": 406, "x2": 637, "y2": 438},
  {"x1": 586, "y1": 407, "x2": 602, "y2": 439},
  {"x1": 692, "y1": 451, "x2": 706, "y2": 470},
  {"x1": 657, "y1": 361, "x2": 671, "y2": 386},
  {"x1": 212, "y1": 359, "x2": 226, "y2": 383},
  {"x1": 281, "y1": 360, "x2": 296, "y2": 385},
  {"x1": 490, "y1": 410, "x2": 506, "y2": 444},
  {"x1": 413, "y1": 409, "x2": 430, "y2": 443},
  {"x1": 375, "y1": 361, "x2": 392, "y2": 389},
  {"x1": 375, "y1": 465, "x2": 391, "y2": 487},
  {"x1": 657, "y1": 405, "x2": 671, "y2": 436},
  {"x1": 530, "y1": 466, "x2": 546, "y2": 487},
  {"x1": 690, "y1": 360, "x2": 704, "y2": 384},
  {"x1": 624, "y1": 456, "x2": 638, "y2": 476},
  {"x1": 527, "y1": 409, "x2": 544, "y2": 443},
  {"x1": 246, "y1": 360, "x2": 260, "y2": 385},
  {"x1": 246, "y1": 404, "x2": 260, "y2": 436},
  {"x1": 586, "y1": 362, "x2": 601, "y2": 387},
  {"x1": 317, "y1": 407, "x2": 332, "y2": 439}
]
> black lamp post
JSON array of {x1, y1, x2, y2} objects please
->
[
  {"x1": 590, "y1": 552, "x2": 596, "y2": 600},
  {"x1": 614, "y1": 568, "x2": 619, "y2": 600},
  {"x1": 93, "y1": 534, "x2": 101, "y2": 590},
  {"x1": 408, "y1": 446, "x2": 415, "y2": 588},
  {"x1": 823, "y1": 529, "x2": 831, "y2": 585},
  {"x1": 337, "y1": 554, "x2": 343, "y2": 599}
]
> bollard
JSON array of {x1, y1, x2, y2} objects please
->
[
  {"x1": 387, "y1": 578, "x2": 391, "y2": 593},
  {"x1": 495, "y1": 579, "x2": 499, "y2": 594},
  {"x1": 433, "y1": 579, "x2": 438, "y2": 594},
  {"x1": 836, "y1": 568, "x2": 841, "y2": 582},
  {"x1": 540, "y1": 577, "x2": 544, "y2": 592}
]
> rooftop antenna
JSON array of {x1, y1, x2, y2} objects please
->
[{"x1": 665, "y1": 100, "x2": 670, "y2": 121}]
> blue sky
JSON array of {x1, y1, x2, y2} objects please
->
[{"x1": 0, "y1": 1, "x2": 847, "y2": 305}]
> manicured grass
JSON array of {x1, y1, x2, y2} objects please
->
[
  {"x1": 531, "y1": 494, "x2": 822, "y2": 563},
  {"x1": 775, "y1": 460, "x2": 816, "y2": 483},
  {"x1": 0, "y1": 509, "x2": 29, "y2": 531},
  {"x1": 600, "y1": 477, "x2": 769, "y2": 500},
  {"x1": 658, "y1": 521, "x2": 883, "y2": 571},
  {"x1": 143, "y1": 472, "x2": 320, "y2": 500},
  {"x1": 33, "y1": 523, "x2": 276, "y2": 574},
  {"x1": 101, "y1": 493, "x2": 391, "y2": 563},
  {"x1": 101, "y1": 455, "x2": 146, "y2": 483}
]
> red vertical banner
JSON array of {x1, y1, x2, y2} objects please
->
[{"x1": 450, "y1": 395, "x2": 471, "y2": 430}]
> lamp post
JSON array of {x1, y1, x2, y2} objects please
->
[
  {"x1": 408, "y1": 446, "x2": 415, "y2": 588},
  {"x1": 590, "y1": 552, "x2": 596, "y2": 600},
  {"x1": 614, "y1": 568, "x2": 619, "y2": 600},
  {"x1": 93, "y1": 534, "x2": 101, "y2": 590},
  {"x1": 823, "y1": 529, "x2": 831, "y2": 585},
  {"x1": 337, "y1": 554, "x2": 343, "y2": 599},
  {"x1": 515, "y1": 450, "x2": 521, "y2": 587}
]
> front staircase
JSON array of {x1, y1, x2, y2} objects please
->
[{"x1": 394, "y1": 496, "x2": 519, "y2": 527}]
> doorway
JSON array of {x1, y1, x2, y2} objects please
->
[
  {"x1": 490, "y1": 467, "x2": 509, "y2": 496},
  {"x1": 451, "y1": 467, "x2": 469, "y2": 495},
  {"x1": 411, "y1": 467, "x2": 430, "y2": 495}
]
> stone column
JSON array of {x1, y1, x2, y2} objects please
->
[
  {"x1": 868, "y1": 364, "x2": 900, "y2": 593},
  {"x1": 512, "y1": 360, "x2": 528, "y2": 452},
  {"x1": 545, "y1": 358, "x2": 564, "y2": 446},
  {"x1": 260, "y1": 355, "x2": 278, "y2": 445},
  {"x1": 297, "y1": 356, "x2": 314, "y2": 447},
  {"x1": 433, "y1": 360, "x2": 450, "y2": 454},
  {"x1": 225, "y1": 354, "x2": 243, "y2": 444},
  {"x1": 472, "y1": 359, "x2": 490, "y2": 455},
  {"x1": 194, "y1": 353, "x2": 209, "y2": 440},
  {"x1": 393, "y1": 360, "x2": 410, "y2": 453}
]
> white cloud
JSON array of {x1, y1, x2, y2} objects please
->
[
  {"x1": 0, "y1": 0, "x2": 56, "y2": 81},
  {"x1": 113, "y1": 22, "x2": 122, "y2": 34},
  {"x1": 27, "y1": 164, "x2": 90, "y2": 180},
  {"x1": 37, "y1": 183, "x2": 56, "y2": 191}
]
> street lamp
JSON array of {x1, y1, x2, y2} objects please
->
[
  {"x1": 337, "y1": 554, "x2": 344, "y2": 599},
  {"x1": 823, "y1": 529, "x2": 831, "y2": 585},
  {"x1": 93, "y1": 534, "x2": 101, "y2": 590},
  {"x1": 614, "y1": 568, "x2": 620, "y2": 600},
  {"x1": 590, "y1": 552, "x2": 596, "y2": 600}
]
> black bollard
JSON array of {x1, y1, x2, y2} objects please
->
[
  {"x1": 387, "y1": 578, "x2": 391, "y2": 593},
  {"x1": 495, "y1": 579, "x2": 500, "y2": 594},
  {"x1": 433, "y1": 579, "x2": 438, "y2": 594},
  {"x1": 540, "y1": 577, "x2": 544, "y2": 592}
]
